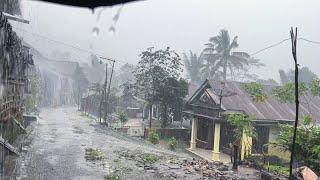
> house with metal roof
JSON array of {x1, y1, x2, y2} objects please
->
[{"x1": 184, "y1": 79, "x2": 320, "y2": 162}]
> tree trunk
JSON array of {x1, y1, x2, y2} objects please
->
[
  {"x1": 149, "y1": 104, "x2": 152, "y2": 128},
  {"x1": 99, "y1": 91, "x2": 103, "y2": 123},
  {"x1": 223, "y1": 64, "x2": 227, "y2": 81},
  {"x1": 77, "y1": 89, "x2": 80, "y2": 110}
]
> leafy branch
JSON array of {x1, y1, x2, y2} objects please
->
[
  {"x1": 271, "y1": 82, "x2": 308, "y2": 103},
  {"x1": 241, "y1": 82, "x2": 267, "y2": 102}
]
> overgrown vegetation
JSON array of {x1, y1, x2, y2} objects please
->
[
  {"x1": 168, "y1": 137, "x2": 178, "y2": 151},
  {"x1": 263, "y1": 164, "x2": 290, "y2": 176},
  {"x1": 85, "y1": 148, "x2": 105, "y2": 161},
  {"x1": 117, "y1": 111, "x2": 128, "y2": 126},
  {"x1": 310, "y1": 78, "x2": 320, "y2": 96},
  {"x1": 241, "y1": 82, "x2": 267, "y2": 102},
  {"x1": 134, "y1": 47, "x2": 187, "y2": 128},
  {"x1": 140, "y1": 153, "x2": 158, "y2": 163},
  {"x1": 148, "y1": 129, "x2": 159, "y2": 144},
  {"x1": 271, "y1": 82, "x2": 308, "y2": 103},
  {"x1": 227, "y1": 113, "x2": 257, "y2": 142},
  {"x1": 275, "y1": 115, "x2": 320, "y2": 174},
  {"x1": 105, "y1": 172, "x2": 120, "y2": 180},
  {"x1": 159, "y1": 78, "x2": 188, "y2": 128}
]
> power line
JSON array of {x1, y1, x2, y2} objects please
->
[
  {"x1": 12, "y1": 25, "x2": 320, "y2": 63},
  {"x1": 250, "y1": 37, "x2": 320, "y2": 57},
  {"x1": 11, "y1": 26, "x2": 128, "y2": 64},
  {"x1": 250, "y1": 38, "x2": 291, "y2": 56},
  {"x1": 299, "y1": 37, "x2": 320, "y2": 45}
]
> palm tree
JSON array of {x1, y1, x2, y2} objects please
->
[
  {"x1": 202, "y1": 29, "x2": 263, "y2": 80},
  {"x1": 183, "y1": 51, "x2": 203, "y2": 84}
]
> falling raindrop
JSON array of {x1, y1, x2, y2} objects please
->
[
  {"x1": 108, "y1": 26, "x2": 115, "y2": 35},
  {"x1": 92, "y1": 26, "x2": 99, "y2": 37}
]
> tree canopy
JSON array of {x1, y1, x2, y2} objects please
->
[
  {"x1": 202, "y1": 29, "x2": 263, "y2": 81},
  {"x1": 183, "y1": 51, "x2": 203, "y2": 84},
  {"x1": 134, "y1": 47, "x2": 184, "y2": 127},
  {"x1": 279, "y1": 66, "x2": 317, "y2": 85},
  {"x1": 134, "y1": 47, "x2": 182, "y2": 104}
]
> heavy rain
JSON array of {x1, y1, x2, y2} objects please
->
[{"x1": 0, "y1": 0, "x2": 319, "y2": 179}]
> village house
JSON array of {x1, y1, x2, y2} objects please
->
[
  {"x1": 184, "y1": 79, "x2": 320, "y2": 162},
  {"x1": 0, "y1": 12, "x2": 34, "y2": 174}
]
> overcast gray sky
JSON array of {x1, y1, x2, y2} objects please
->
[{"x1": 12, "y1": 0, "x2": 320, "y2": 81}]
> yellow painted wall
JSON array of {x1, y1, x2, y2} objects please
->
[
  {"x1": 268, "y1": 126, "x2": 290, "y2": 160},
  {"x1": 240, "y1": 130, "x2": 252, "y2": 160}
]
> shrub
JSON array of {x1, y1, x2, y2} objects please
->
[
  {"x1": 264, "y1": 165, "x2": 290, "y2": 176},
  {"x1": 85, "y1": 148, "x2": 105, "y2": 161},
  {"x1": 140, "y1": 153, "x2": 158, "y2": 163},
  {"x1": 105, "y1": 172, "x2": 120, "y2": 180},
  {"x1": 168, "y1": 137, "x2": 178, "y2": 150},
  {"x1": 117, "y1": 111, "x2": 128, "y2": 126},
  {"x1": 275, "y1": 115, "x2": 320, "y2": 174},
  {"x1": 148, "y1": 129, "x2": 159, "y2": 144}
]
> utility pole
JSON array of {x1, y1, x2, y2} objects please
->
[
  {"x1": 104, "y1": 59, "x2": 115, "y2": 123},
  {"x1": 99, "y1": 63, "x2": 108, "y2": 123},
  {"x1": 289, "y1": 27, "x2": 299, "y2": 179}
]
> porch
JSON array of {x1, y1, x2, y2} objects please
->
[
  {"x1": 186, "y1": 148, "x2": 231, "y2": 163},
  {"x1": 189, "y1": 117, "x2": 252, "y2": 162}
]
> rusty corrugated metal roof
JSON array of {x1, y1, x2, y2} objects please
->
[{"x1": 207, "y1": 80, "x2": 320, "y2": 122}]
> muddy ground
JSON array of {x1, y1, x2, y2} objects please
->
[{"x1": 13, "y1": 107, "x2": 261, "y2": 180}]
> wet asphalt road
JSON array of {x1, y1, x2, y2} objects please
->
[{"x1": 14, "y1": 107, "x2": 191, "y2": 180}]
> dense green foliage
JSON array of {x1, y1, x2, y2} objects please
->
[
  {"x1": 227, "y1": 113, "x2": 257, "y2": 142},
  {"x1": 158, "y1": 78, "x2": 188, "y2": 128},
  {"x1": 241, "y1": 82, "x2": 267, "y2": 102},
  {"x1": 117, "y1": 111, "x2": 128, "y2": 125},
  {"x1": 148, "y1": 129, "x2": 159, "y2": 144},
  {"x1": 134, "y1": 47, "x2": 182, "y2": 103},
  {"x1": 168, "y1": 137, "x2": 178, "y2": 151},
  {"x1": 264, "y1": 164, "x2": 290, "y2": 176},
  {"x1": 134, "y1": 47, "x2": 186, "y2": 127},
  {"x1": 275, "y1": 116, "x2": 320, "y2": 174},
  {"x1": 271, "y1": 82, "x2": 308, "y2": 103}
]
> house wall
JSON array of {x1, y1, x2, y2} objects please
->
[
  {"x1": 241, "y1": 130, "x2": 252, "y2": 160},
  {"x1": 268, "y1": 126, "x2": 290, "y2": 160}
]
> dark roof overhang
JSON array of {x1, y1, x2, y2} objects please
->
[{"x1": 37, "y1": 0, "x2": 140, "y2": 9}]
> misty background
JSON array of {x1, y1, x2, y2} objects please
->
[{"x1": 10, "y1": 0, "x2": 320, "y2": 82}]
